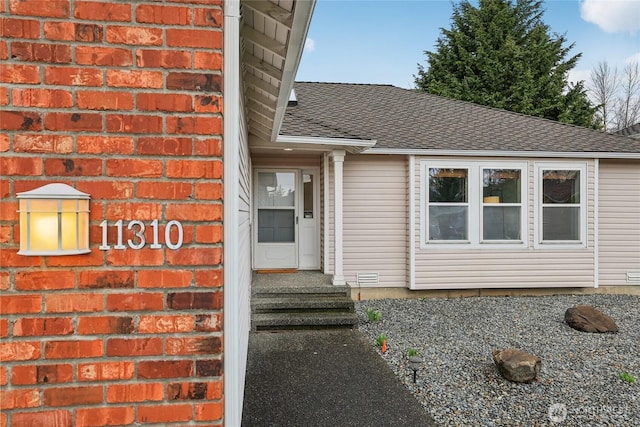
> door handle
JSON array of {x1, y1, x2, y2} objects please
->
[{"x1": 296, "y1": 216, "x2": 298, "y2": 224}]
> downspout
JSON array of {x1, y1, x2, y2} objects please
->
[
  {"x1": 223, "y1": 0, "x2": 242, "y2": 424},
  {"x1": 408, "y1": 155, "x2": 416, "y2": 290},
  {"x1": 593, "y1": 159, "x2": 599, "y2": 288}
]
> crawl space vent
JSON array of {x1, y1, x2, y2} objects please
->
[
  {"x1": 356, "y1": 272, "x2": 379, "y2": 286},
  {"x1": 627, "y1": 272, "x2": 640, "y2": 283}
]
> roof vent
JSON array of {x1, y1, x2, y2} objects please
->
[
  {"x1": 627, "y1": 271, "x2": 640, "y2": 283},
  {"x1": 288, "y1": 89, "x2": 297, "y2": 106}
]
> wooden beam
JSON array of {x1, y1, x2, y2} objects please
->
[
  {"x1": 242, "y1": 0, "x2": 293, "y2": 29},
  {"x1": 241, "y1": 26, "x2": 286, "y2": 60}
]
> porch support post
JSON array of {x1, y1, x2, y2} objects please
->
[{"x1": 331, "y1": 150, "x2": 346, "y2": 285}]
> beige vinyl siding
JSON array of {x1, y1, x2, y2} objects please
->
[
  {"x1": 343, "y1": 155, "x2": 407, "y2": 287},
  {"x1": 598, "y1": 160, "x2": 640, "y2": 286},
  {"x1": 252, "y1": 154, "x2": 321, "y2": 168},
  {"x1": 413, "y1": 157, "x2": 595, "y2": 289}
]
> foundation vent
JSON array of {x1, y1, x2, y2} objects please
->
[
  {"x1": 627, "y1": 272, "x2": 640, "y2": 283},
  {"x1": 356, "y1": 272, "x2": 379, "y2": 286}
]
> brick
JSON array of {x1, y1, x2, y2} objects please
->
[
  {"x1": 76, "y1": 46, "x2": 132, "y2": 66},
  {"x1": 0, "y1": 388, "x2": 41, "y2": 410},
  {"x1": 77, "y1": 90, "x2": 134, "y2": 110},
  {"x1": 106, "y1": 114, "x2": 162, "y2": 134},
  {"x1": 76, "y1": 181, "x2": 133, "y2": 200},
  {"x1": 13, "y1": 88, "x2": 73, "y2": 108},
  {"x1": 136, "y1": 49, "x2": 191, "y2": 69},
  {"x1": 168, "y1": 247, "x2": 223, "y2": 267},
  {"x1": 105, "y1": 202, "x2": 162, "y2": 221},
  {"x1": 167, "y1": 72, "x2": 222, "y2": 92},
  {"x1": 106, "y1": 70, "x2": 163, "y2": 88},
  {"x1": 11, "y1": 42, "x2": 72, "y2": 63},
  {"x1": 107, "y1": 293, "x2": 164, "y2": 312},
  {"x1": 0, "y1": 294, "x2": 41, "y2": 314},
  {"x1": 0, "y1": 272, "x2": 8, "y2": 290},
  {"x1": 195, "y1": 94, "x2": 223, "y2": 113},
  {"x1": 166, "y1": 202, "x2": 222, "y2": 221},
  {"x1": 195, "y1": 269, "x2": 223, "y2": 288},
  {"x1": 0, "y1": 111, "x2": 42, "y2": 131},
  {"x1": 194, "y1": 8, "x2": 223, "y2": 27},
  {"x1": 106, "y1": 338, "x2": 163, "y2": 357},
  {"x1": 0, "y1": 248, "x2": 43, "y2": 268},
  {"x1": 137, "y1": 360, "x2": 193, "y2": 379},
  {"x1": 44, "y1": 21, "x2": 73, "y2": 41},
  {"x1": 0, "y1": 18, "x2": 40, "y2": 39},
  {"x1": 78, "y1": 270, "x2": 134, "y2": 289},
  {"x1": 107, "y1": 383, "x2": 163, "y2": 403},
  {"x1": 0, "y1": 64, "x2": 40, "y2": 84},
  {"x1": 137, "y1": 181, "x2": 193, "y2": 200},
  {"x1": 0, "y1": 341, "x2": 40, "y2": 362},
  {"x1": 44, "y1": 112, "x2": 102, "y2": 132},
  {"x1": 15, "y1": 270, "x2": 74, "y2": 291},
  {"x1": 167, "y1": 292, "x2": 222, "y2": 310},
  {"x1": 44, "y1": 340, "x2": 103, "y2": 359},
  {"x1": 77, "y1": 361, "x2": 134, "y2": 381},
  {"x1": 13, "y1": 134, "x2": 73, "y2": 153},
  {"x1": 77, "y1": 136, "x2": 133, "y2": 154},
  {"x1": 0, "y1": 319, "x2": 7, "y2": 337},
  {"x1": 74, "y1": 1, "x2": 131, "y2": 22},
  {"x1": 196, "y1": 224, "x2": 223, "y2": 243},
  {"x1": 137, "y1": 404, "x2": 193, "y2": 423},
  {"x1": 9, "y1": 0, "x2": 70, "y2": 18},
  {"x1": 195, "y1": 138, "x2": 223, "y2": 156},
  {"x1": 76, "y1": 407, "x2": 134, "y2": 427},
  {"x1": 106, "y1": 159, "x2": 162, "y2": 177},
  {"x1": 44, "y1": 250, "x2": 105, "y2": 267},
  {"x1": 78, "y1": 316, "x2": 134, "y2": 335},
  {"x1": 196, "y1": 401, "x2": 224, "y2": 421},
  {"x1": 106, "y1": 249, "x2": 164, "y2": 267},
  {"x1": 167, "y1": 28, "x2": 222, "y2": 49},
  {"x1": 44, "y1": 293, "x2": 104, "y2": 313},
  {"x1": 45, "y1": 66, "x2": 103, "y2": 86},
  {"x1": 0, "y1": 366, "x2": 6, "y2": 385},
  {"x1": 137, "y1": 137, "x2": 192, "y2": 156},
  {"x1": 44, "y1": 158, "x2": 102, "y2": 177},
  {"x1": 1, "y1": 157, "x2": 42, "y2": 176},
  {"x1": 12, "y1": 410, "x2": 72, "y2": 427},
  {"x1": 107, "y1": 26, "x2": 162, "y2": 46},
  {"x1": 138, "y1": 270, "x2": 193, "y2": 289},
  {"x1": 138, "y1": 315, "x2": 194, "y2": 334},
  {"x1": 167, "y1": 382, "x2": 208, "y2": 400},
  {"x1": 137, "y1": 93, "x2": 192, "y2": 112},
  {"x1": 0, "y1": 85, "x2": 7, "y2": 103},
  {"x1": 167, "y1": 116, "x2": 222, "y2": 135},
  {"x1": 14, "y1": 318, "x2": 74, "y2": 336},
  {"x1": 166, "y1": 336, "x2": 222, "y2": 355},
  {"x1": 12, "y1": 364, "x2": 73, "y2": 385},
  {"x1": 196, "y1": 359, "x2": 222, "y2": 377},
  {"x1": 136, "y1": 4, "x2": 191, "y2": 25},
  {"x1": 44, "y1": 386, "x2": 103, "y2": 406},
  {"x1": 167, "y1": 160, "x2": 222, "y2": 179},
  {"x1": 195, "y1": 183, "x2": 223, "y2": 200},
  {"x1": 74, "y1": 23, "x2": 104, "y2": 42}
]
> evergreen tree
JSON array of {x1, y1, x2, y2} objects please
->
[{"x1": 415, "y1": 0, "x2": 598, "y2": 127}]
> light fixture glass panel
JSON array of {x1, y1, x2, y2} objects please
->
[{"x1": 31, "y1": 212, "x2": 59, "y2": 251}]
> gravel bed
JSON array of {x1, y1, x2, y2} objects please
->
[{"x1": 356, "y1": 294, "x2": 640, "y2": 426}]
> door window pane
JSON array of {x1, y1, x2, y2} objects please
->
[
  {"x1": 303, "y1": 174, "x2": 313, "y2": 218},
  {"x1": 429, "y1": 206, "x2": 468, "y2": 240},
  {"x1": 257, "y1": 209, "x2": 295, "y2": 242},
  {"x1": 257, "y1": 172, "x2": 295, "y2": 207},
  {"x1": 483, "y1": 206, "x2": 521, "y2": 240}
]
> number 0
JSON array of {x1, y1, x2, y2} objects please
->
[{"x1": 165, "y1": 220, "x2": 184, "y2": 250}]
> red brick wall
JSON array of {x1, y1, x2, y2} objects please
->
[{"x1": 0, "y1": 0, "x2": 225, "y2": 425}]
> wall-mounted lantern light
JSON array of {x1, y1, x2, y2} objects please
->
[{"x1": 18, "y1": 183, "x2": 90, "y2": 256}]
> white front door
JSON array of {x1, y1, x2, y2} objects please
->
[
  {"x1": 253, "y1": 170, "x2": 298, "y2": 269},
  {"x1": 299, "y1": 169, "x2": 320, "y2": 269}
]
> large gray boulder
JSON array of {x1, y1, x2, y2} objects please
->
[
  {"x1": 564, "y1": 305, "x2": 618, "y2": 333},
  {"x1": 492, "y1": 348, "x2": 541, "y2": 383}
]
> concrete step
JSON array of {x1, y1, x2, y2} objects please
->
[
  {"x1": 252, "y1": 312, "x2": 358, "y2": 331},
  {"x1": 253, "y1": 297, "x2": 354, "y2": 313},
  {"x1": 253, "y1": 285, "x2": 351, "y2": 298}
]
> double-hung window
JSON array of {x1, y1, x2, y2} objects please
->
[
  {"x1": 421, "y1": 161, "x2": 527, "y2": 247},
  {"x1": 535, "y1": 163, "x2": 587, "y2": 247}
]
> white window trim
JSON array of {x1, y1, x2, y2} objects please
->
[
  {"x1": 533, "y1": 162, "x2": 588, "y2": 249},
  {"x1": 419, "y1": 160, "x2": 528, "y2": 249}
]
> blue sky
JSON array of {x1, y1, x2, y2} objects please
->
[{"x1": 296, "y1": 0, "x2": 640, "y2": 90}]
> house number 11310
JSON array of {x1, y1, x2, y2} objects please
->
[{"x1": 99, "y1": 220, "x2": 184, "y2": 250}]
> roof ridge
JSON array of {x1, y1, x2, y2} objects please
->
[{"x1": 295, "y1": 81, "x2": 394, "y2": 87}]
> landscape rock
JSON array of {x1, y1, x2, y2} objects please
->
[
  {"x1": 492, "y1": 348, "x2": 541, "y2": 383},
  {"x1": 564, "y1": 305, "x2": 618, "y2": 333}
]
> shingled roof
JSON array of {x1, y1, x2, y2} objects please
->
[{"x1": 280, "y1": 82, "x2": 640, "y2": 155}]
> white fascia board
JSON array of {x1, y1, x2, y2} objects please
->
[
  {"x1": 362, "y1": 148, "x2": 640, "y2": 159},
  {"x1": 270, "y1": 0, "x2": 316, "y2": 141},
  {"x1": 274, "y1": 135, "x2": 377, "y2": 152}
]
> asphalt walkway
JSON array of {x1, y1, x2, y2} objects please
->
[{"x1": 242, "y1": 329, "x2": 436, "y2": 426}]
